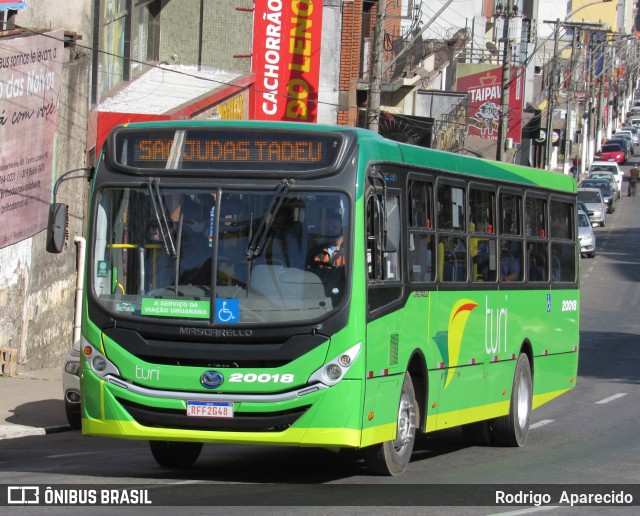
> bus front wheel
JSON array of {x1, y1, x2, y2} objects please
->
[
  {"x1": 363, "y1": 372, "x2": 418, "y2": 476},
  {"x1": 493, "y1": 353, "x2": 532, "y2": 447},
  {"x1": 149, "y1": 441, "x2": 203, "y2": 468}
]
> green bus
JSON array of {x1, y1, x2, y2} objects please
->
[{"x1": 48, "y1": 121, "x2": 579, "y2": 475}]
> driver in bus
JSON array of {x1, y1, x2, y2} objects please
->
[{"x1": 313, "y1": 212, "x2": 345, "y2": 268}]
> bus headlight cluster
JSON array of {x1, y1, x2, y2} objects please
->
[
  {"x1": 82, "y1": 341, "x2": 121, "y2": 378},
  {"x1": 308, "y1": 343, "x2": 360, "y2": 387}
]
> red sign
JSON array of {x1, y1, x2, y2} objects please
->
[
  {"x1": 252, "y1": 0, "x2": 323, "y2": 122},
  {"x1": 456, "y1": 64, "x2": 524, "y2": 144}
]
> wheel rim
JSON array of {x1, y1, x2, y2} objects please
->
[
  {"x1": 392, "y1": 390, "x2": 416, "y2": 452},
  {"x1": 516, "y1": 372, "x2": 530, "y2": 429}
]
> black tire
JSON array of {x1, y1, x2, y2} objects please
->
[
  {"x1": 587, "y1": 252, "x2": 595, "y2": 258},
  {"x1": 65, "y1": 402, "x2": 81, "y2": 430},
  {"x1": 149, "y1": 441, "x2": 203, "y2": 468},
  {"x1": 461, "y1": 419, "x2": 493, "y2": 446},
  {"x1": 363, "y1": 373, "x2": 419, "y2": 476},
  {"x1": 493, "y1": 353, "x2": 532, "y2": 447}
]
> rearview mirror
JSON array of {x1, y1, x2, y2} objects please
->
[{"x1": 46, "y1": 203, "x2": 68, "y2": 253}]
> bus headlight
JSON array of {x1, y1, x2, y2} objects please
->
[
  {"x1": 326, "y1": 364, "x2": 342, "y2": 380},
  {"x1": 92, "y1": 356, "x2": 108, "y2": 372},
  {"x1": 82, "y1": 342, "x2": 121, "y2": 378},
  {"x1": 308, "y1": 343, "x2": 360, "y2": 387}
]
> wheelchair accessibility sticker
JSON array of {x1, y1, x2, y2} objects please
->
[{"x1": 216, "y1": 299, "x2": 239, "y2": 324}]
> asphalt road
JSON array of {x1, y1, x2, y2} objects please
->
[{"x1": 1, "y1": 165, "x2": 640, "y2": 515}]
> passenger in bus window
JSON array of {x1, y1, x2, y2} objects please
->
[
  {"x1": 314, "y1": 212, "x2": 345, "y2": 268},
  {"x1": 500, "y1": 240, "x2": 521, "y2": 281}
]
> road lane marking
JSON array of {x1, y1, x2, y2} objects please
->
[
  {"x1": 530, "y1": 419, "x2": 554, "y2": 429},
  {"x1": 595, "y1": 392, "x2": 627, "y2": 404}
]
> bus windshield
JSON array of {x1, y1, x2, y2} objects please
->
[{"x1": 91, "y1": 186, "x2": 349, "y2": 324}]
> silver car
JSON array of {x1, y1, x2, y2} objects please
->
[
  {"x1": 578, "y1": 187, "x2": 606, "y2": 227},
  {"x1": 588, "y1": 171, "x2": 620, "y2": 200},
  {"x1": 62, "y1": 344, "x2": 81, "y2": 429},
  {"x1": 578, "y1": 210, "x2": 596, "y2": 258}
]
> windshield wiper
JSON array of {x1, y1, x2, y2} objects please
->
[
  {"x1": 147, "y1": 178, "x2": 176, "y2": 258},
  {"x1": 246, "y1": 178, "x2": 294, "y2": 259}
]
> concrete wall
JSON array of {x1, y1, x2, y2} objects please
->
[
  {"x1": 159, "y1": 0, "x2": 253, "y2": 73},
  {"x1": 0, "y1": 42, "x2": 91, "y2": 372},
  {"x1": 7, "y1": 0, "x2": 93, "y2": 40},
  {"x1": 317, "y1": 1, "x2": 342, "y2": 124}
]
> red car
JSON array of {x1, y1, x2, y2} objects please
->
[{"x1": 597, "y1": 143, "x2": 626, "y2": 164}]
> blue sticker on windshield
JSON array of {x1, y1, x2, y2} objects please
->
[{"x1": 215, "y1": 299, "x2": 239, "y2": 324}]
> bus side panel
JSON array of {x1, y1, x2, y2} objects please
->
[
  {"x1": 427, "y1": 290, "x2": 492, "y2": 430},
  {"x1": 531, "y1": 353, "x2": 579, "y2": 409},
  {"x1": 360, "y1": 375, "x2": 402, "y2": 447},
  {"x1": 549, "y1": 288, "x2": 580, "y2": 354}
]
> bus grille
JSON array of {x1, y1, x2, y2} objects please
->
[{"x1": 116, "y1": 397, "x2": 311, "y2": 432}]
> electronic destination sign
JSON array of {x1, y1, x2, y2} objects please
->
[{"x1": 110, "y1": 127, "x2": 346, "y2": 173}]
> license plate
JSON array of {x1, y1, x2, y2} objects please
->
[{"x1": 186, "y1": 401, "x2": 234, "y2": 418}]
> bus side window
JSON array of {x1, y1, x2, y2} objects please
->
[
  {"x1": 408, "y1": 179, "x2": 434, "y2": 282},
  {"x1": 366, "y1": 196, "x2": 382, "y2": 280},
  {"x1": 409, "y1": 233, "x2": 434, "y2": 281},
  {"x1": 366, "y1": 192, "x2": 400, "y2": 281},
  {"x1": 439, "y1": 235, "x2": 467, "y2": 282}
]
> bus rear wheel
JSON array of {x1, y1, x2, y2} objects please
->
[
  {"x1": 493, "y1": 353, "x2": 532, "y2": 447},
  {"x1": 363, "y1": 372, "x2": 418, "y2": 476},
  {"x1": 149, "y1": 441, "x2": 203, "y2": 468}
]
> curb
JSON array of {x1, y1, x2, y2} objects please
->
[{"x1": 0, "y1": 424, "x2": 71, "y2": 440}]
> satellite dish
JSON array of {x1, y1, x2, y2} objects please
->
[{"x1": 486, "y1": 41, "x2": 499, "y2": 55}]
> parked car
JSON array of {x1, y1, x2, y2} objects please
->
[
  {"x1": 62, "y1": 344, "x2": 81, "y2": 429},
  {"x1": 620, "y1": 126, "x2": 639, "y2": 144},
  {"x1": 588, "y1": 171, "x2": 620, "y2": 200},
  {"x1": 597, "y1": 143, "x2": 626, "y2": 164},
  {"x1": 588, "y1": 160, "x2": 623, "y2": 191},
  {"x1": 628, "y1": 117, "x2": 640, "y2": 127},
  {"x1": 615, "y1": 129, "x2": 635, "y2": 141},
  {"x1": 577, "y1": 188, "x2": 606, "y2": 227},
  {"x1": 611, "y1": 132, "x2": 635, "y2": 154},
  {"x1": 606, "y1": 137, "x2": 633, "y2": 156},
  {"x1": 578, "y1": 200, "x2": 591, "y2": 217},
  {"x1": 580, "y1": 179, "x2": 615, "y2": 213},
  {"x1": 578, "y1": 209, "x2": 596, "y2": 258}
]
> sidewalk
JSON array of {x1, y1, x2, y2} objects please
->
[{"x1": 0, "y1": 366, "x2": 71, "y2": 439}]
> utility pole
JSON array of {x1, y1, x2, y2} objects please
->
[
  {"x1": 367, "y1": 0, "x2": 386, "y2": 133},
  {"x1": 595, "y1": 35, "x2": 610, "y2": 149},
  {"x1": 495, "y1": 0, "x2": 514, "y2": 162},
  {"x1": 544, "y1": 20, "x2": 560, "y2": 170},
  {"x1": 607, "y1": 39, "x2": 616, "y2": 137},
  {"x1": 563, "y1": 28, "x2": 579, "y2": 174}
]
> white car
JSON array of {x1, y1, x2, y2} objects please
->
[
  {"x1": 62, "y1": 343, "x2": 81, "y2": 429},
  {"x1": 621, "y1": 126, "x2": 640, "y2": 144},
  {"x1": 588, "y1": 161, "x2": 623, "y2": 191}
]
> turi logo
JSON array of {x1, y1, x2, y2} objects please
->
[{"x1": 445, "y1": 299, "x2": 479, "y2": 388}]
